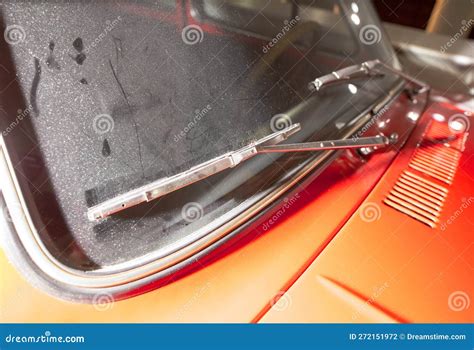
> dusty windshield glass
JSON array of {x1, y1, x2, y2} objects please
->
[{"x1": 0, "y1": 0, "x2": 400, "y2": 268}]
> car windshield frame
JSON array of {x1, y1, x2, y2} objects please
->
[{"x1": 0, "y1": 0, "x2": 414, "y2": 298}]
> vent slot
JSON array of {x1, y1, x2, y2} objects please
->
[
  {"x1": 383, "y1": 119, "x2": 468, "y2": 228},
  {"x1": 409, "y1": 144, "x2": 461, "y2": 185},
  {"x1": 384, "y1": 171, "x2": 445, "y2": 228}
]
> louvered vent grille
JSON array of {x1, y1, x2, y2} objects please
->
[{"x1": 383, "y1": 119, "x2": 468, "y2": 228}]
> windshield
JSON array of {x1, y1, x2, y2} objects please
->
[{"x1": 0, "y1": 0, "x2": 401, "y2": 269}]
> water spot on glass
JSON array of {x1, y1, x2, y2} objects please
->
[{"x1": 102, "y1": 138, "x2": 111, "y2": 157}]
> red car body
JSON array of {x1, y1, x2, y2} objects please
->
[{"x1": 0, "y1": 1, "x2": 472, "y2": 323}]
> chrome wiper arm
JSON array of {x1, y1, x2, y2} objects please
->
[
  {"x1": 308, "y1": 60, "x2": 378, "y2": 91},
  {"x1": 87, "y1": 124, "x2": 390, "y2": 221},
  {"x1": 87, "y1": 124, "x2": 301, "y2": 221},
  {"x1": 257, "y1": 135, "x2": 389, "y2": 153},
  {"x1": 308, "y1": 59, "x2": 429, "y2": 93}
]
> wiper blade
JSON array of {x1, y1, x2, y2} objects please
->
[
  {"x1": 87, "y1": 124, "x2": 390, "y2": 221},
  {"x1": 308, "y1": 59, "x2": 429, "y2": 93},
  {"x1": 87, "y1": 124, "x2": 301, "y2": 221}
]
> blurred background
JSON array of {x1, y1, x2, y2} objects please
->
[{"x1": 373, "y1": 0, "x2": 474, "y2": 97}]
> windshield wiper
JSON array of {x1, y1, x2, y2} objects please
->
[
  {"x1": 308, "y1": 59, "x2": 429, "y2": 94},
  {"x1": 87, "y1": 124, "x2": 390, "y2": 221},
  {"x1": 88, "y1": 60, "x2": 427, "y2": 221}
]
